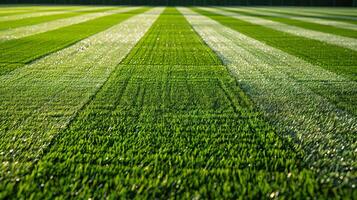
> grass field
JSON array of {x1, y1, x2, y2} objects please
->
[{"x1": 0, "y1": 5, "x2": 356, "y2": 199}]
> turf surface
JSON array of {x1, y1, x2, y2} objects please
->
[
  {"x1": 0, "y1": 7, "x2": 114, "y2": 31},
  {"x1": 194, "y1": 8, "x2": 357, "y2": 81},
  {"x1": 257, "y1": 8, "x2": 357, "y2": 25},
  {"x1": 0, "y1": 5, "x2": 356, "y2": 199},
  {"x1": 223, "y1": 7, "x2": 357, "y2": 39},
  {"x1": 0, "y1": 7, "x2": 148, "y2": 75},
  {"x1": 181, "y1": 8, "x2": 356, "y2": 195},
  {"x1": 9, "y1": 7, "x2": 326, "y2": 199},
  {"x1": 0, "y1": 7, "x2": 162, "y2": 198}
]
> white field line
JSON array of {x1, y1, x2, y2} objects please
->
[
  {"x1": 201, "y1": 7, "x2": 357, "y2": 51},
  {"x1": 0, "y1": 7, "x2": 163, "y2": 165},
  {"x1": 255, "y1": 7, "x2": 357, "y2": 21},
  {"x1": 179, "y1": 7, "x2": 357, "y2": 178},
  {"x1": 0, "y1": 7, "x2": 137, "y2": 41},
  {"x1": 225, "y1": 7, "x2": 357, "y2": 31},
  {"x1": 0, "y1": 6, "x2": 105, "y2": 22}
]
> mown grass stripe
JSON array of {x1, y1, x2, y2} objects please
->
[
  {"x1": 0, "y1": 8, "x2": 162, "y2": 198},
  {"x1": 0, "y1": 6, "x2": 96, "y2": 22},
  {"x1": 313, "y1": 11, "x2": 357, "y2": 18},
  {"x1": 11, "y1": 7, "x2": 328, "y2": 199},
  {"x1": 293, "y1": 8, "x2": 357, "y2": 18},
  {"x1": 227, "y1": 7, "x2": 357, "y2": 37},
  {"x1": 181, "y1": 7, "x2": 356, "y2": 195},
  {"x1": 0, "y1": 10, "x2": 35, "y2": 17},
  {"x1": 0, "y1": 6, "x2": 95, "y2": 11},
  {"x1": 0, "y1": 6, "x2": 88, "y2": 17},
  {"x1": 0, "y1": 7, "x2": 146, "y2": 75},
  {"x1": 194, "y1": 7, "x2": 357, "y2": 81},
  {"x1": 197, "y1": 7, "x2": 357, "y2": 113},
  {"x1": 271, "y1": 7, "x2": 357, "y2": 19},
  {"x1": 256, "y1": 7, "x2": 357, "y2": 25},
  {"x1": 249, "y1": 8, "x2": 357, "y2": 31},
  {"x1": 0, "y1": 7, "x2": 131, "y2": 41},
  {"x1": 0, "y1": 7, "x2": 115, "y2": 31},
  {"x1": 207, "y1": 7, "x2": 357, "y2": 51}
]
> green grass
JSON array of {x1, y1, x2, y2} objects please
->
[
  {"x1": 181, "y1": 8, "x2": 356, "y2": 193},
  {"x1": 303, "y1": 9, "x2": 357, "y2": 18},
  {"x1": 0, "y1": 6, "x2": 92, "y2": 17},
  {"x1": 260, "y1": 8, "x2": 357, "y2": 25},
  {"x1": 0, "y1": 7, "x2": 148, "y2": 75},
  {"x1": 5, "y1": 7, "x2": 345, "y2": 199},
  {"x1": 0, "y1": 7, "x2": 115, "y2": 31},
  {"x1": 194, "y1": 8, "x2": 357, "y2": 116},
  {"x1": 0, "y1": 10, "x2": 32, "y2": 17},
  {"x1": 223, "y1": 8, "x2": 357, "y2": 39},
  {"x1": 0, "y1": 8, "x2": 160, "y2": 199},
  {"x1": 0, "y1": 6, "x2": 356, "y2": 199},
  {"x1": 197, "y1": 8, "x2": 357, "y2": 81}
]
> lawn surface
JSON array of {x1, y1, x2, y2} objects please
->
[{"x1": 0, "y1": 5, "x2": 356, "y2": 199}]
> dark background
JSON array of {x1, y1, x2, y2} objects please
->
[{"x1": 0, "y1": 0, "x2": 356, "y2": 6}]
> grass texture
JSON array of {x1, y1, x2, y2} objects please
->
[
  {"x1": 0, "y1": 7, "x2": 148, "y2": 75},
  {"x1": 0, "y1": 8, "x2": 163, "y2": 198},
  {"x1": 10, "y1": 8, "x2": 324, "y2": 199},
  {"x1": 194, "y1": 7, "x2": 357, "y2": 81},
  {"x1": 0, "y1": 6, "x2": 355, "y2": 199}
]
